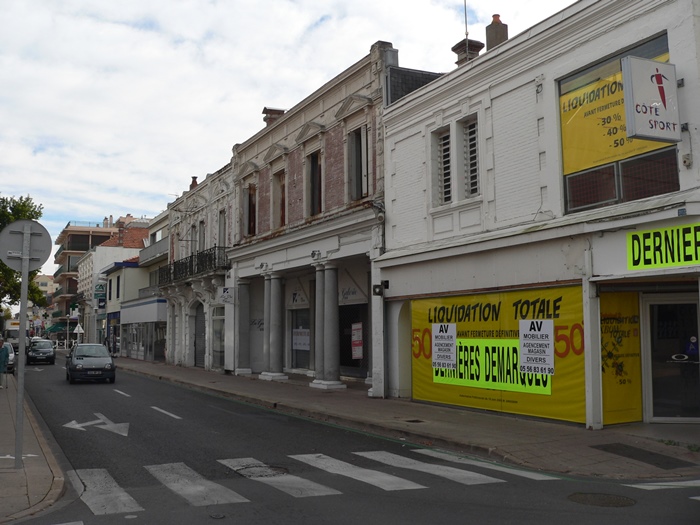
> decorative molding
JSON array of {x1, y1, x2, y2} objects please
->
[
  {"x1": 295, "y1": 121, "x2": 325, "y2": 145},
  {"x1": 263, "y1": 143, "x2": 289, "y2": 163},
  {"x1": 335, "y1": 94, "x2": 373, "y2": 120},
  {"x1": 237, "y1": 161, "x2": 259, "y2": 179}
]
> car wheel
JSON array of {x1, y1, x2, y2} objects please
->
[
  {"x1": 68, "y1": 373, "x2": 75, "y2": 384},
  {"x1": 50, "y1": 360, "x2": 55, "y2": 365},
  {"x1": 108, "y1": 377, "x2": 115, "y2": 384}
]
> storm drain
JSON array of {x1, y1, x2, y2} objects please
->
[
  {"x1": 404, "y1": 419, "x2": 425, "y2": 423},
  {"x1": 568, "y1": 492, "x2": 636, "y2": 508},
  {"x1": 591, "y1": 443, "x2": 697, "y2": 470}
]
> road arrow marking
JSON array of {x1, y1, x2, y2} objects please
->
[{"x1": 64, "y1": 413, "x2": 129, "y2": 436}]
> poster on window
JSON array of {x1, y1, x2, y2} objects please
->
[
  {"x1": 351, "y1": 322, "x2": 363, "y2": 359},
  {"x1": 292, "y1": 329, "x2": 310, "y2": 351}
]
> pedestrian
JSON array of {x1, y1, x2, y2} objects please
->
[{"x1": 0, "y1": 337, "x2": 8, "y2": 389}]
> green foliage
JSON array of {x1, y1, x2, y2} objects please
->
[{"x1": 0, "y1": 194, "x2": 47, "y2": 307}]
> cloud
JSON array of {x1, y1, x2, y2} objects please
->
[{"x1": 0, "y1": 0, "x2": 574, "y2": 274}]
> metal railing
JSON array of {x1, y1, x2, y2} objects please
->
[{"x1": 158, "y1": 246, "x2": 229, "y2": 285}]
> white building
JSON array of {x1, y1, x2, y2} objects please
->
[{"x1": 379, "y1": 0, "x2": 700, "y2": 427}]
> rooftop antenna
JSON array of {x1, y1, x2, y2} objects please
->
[{"x1": 463, "y1": 0, "x2": 469, "y2": 41}]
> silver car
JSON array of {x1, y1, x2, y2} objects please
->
[
  {"x1": 2, "y1": 343, "x2": 15, "y2": 375},
  {"x1": 66, "y1": 344, "x2": 116, "y2": 384}
]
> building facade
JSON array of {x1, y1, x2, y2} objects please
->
[
  {"x1": 380, "y1": 0, "x2": 700, "y2": 427},
  {"x1": 225, "y1": 41, "x2": 440, "y2": 389},
  {"x1": 159, "y1": 168, "x2": 233, "y2": 369}
]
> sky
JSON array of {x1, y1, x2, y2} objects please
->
[{"x1": 1, "y1": 0, "x2": 576, "y2": 276}]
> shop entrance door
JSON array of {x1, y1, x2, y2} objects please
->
[{"x1": 642, "y1": 294, "x2": 700, "y2": 421}]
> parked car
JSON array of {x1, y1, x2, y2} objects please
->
[
  {"x1": 2, "y1": 342, "x2": 15, "y2": 375},
  {"x1": 26, "y1": 339, "x2": 55, "y2": 365},
  {"x1": 66, "y1": 344, "x2": 116, "y2": 384}
]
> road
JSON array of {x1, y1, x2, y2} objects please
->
[{"x1": 20, "y1": 358, "x2": 700, "y2": 524}]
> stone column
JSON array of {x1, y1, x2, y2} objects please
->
[
  {"x1": 261, "y1": 273, "x2": 288, "y2": 381},
  {"x1": 311, "y1": 263, "x2": 325, "y2": 387},
  {"x1": 312, "y1": 263, "x2": 345, "y2": 390}
]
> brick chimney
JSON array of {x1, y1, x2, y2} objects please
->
[
  {"x1": 486, "y1": 14, "x2": 508, "y2": 50},
  {"x1": 262, "y1": 107, "x2": 285, "y2": 127},
  {"x1": 190, "y1": 176, "x2": 198, "y2": 190},
  {"x1": 451, "y1": 38, "x2": 485, "y2": 66}
]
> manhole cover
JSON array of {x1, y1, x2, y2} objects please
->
[{"x1": 567, "y1": 492, "x2": 636, "y2": 508}]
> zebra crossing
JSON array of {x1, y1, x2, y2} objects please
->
[
  {"x1": 66, "y1": 449, "x2": 698, "y2": 517},
  {"x1": 68, "y1": 449, "x2": 552, "y2": 515}
]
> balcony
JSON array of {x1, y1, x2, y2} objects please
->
[
  {"x1": 140, "y1": 236, "x2": 169, "y2": 266},
  {"x1": 158, "y1": 246, "x2": 229, "y2": 286}
]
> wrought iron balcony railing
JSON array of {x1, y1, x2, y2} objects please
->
[{"x1": 158, "y1": 246, "x2": 229, "y2": 286}]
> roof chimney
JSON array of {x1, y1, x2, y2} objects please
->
[
  {"x1": 451, "y1": 38, "x2": 485, "y2": 67},
  {"x1": 486, "y1": 14, "x2": 508, "y2": 50},
  {"x1": 190, "y1": 176, "x2": 198, "y2": 190},
  {"x1": 262, "y1": 107, "x2": 285, "y2": 127}
]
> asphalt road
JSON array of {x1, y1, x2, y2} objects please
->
[{"x1": 19, "y1": 360, "x2": 700, "y2": 525}]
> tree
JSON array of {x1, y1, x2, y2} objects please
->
[{"x1": 0, "y1": 194, "x2": 48, "y2": 307}]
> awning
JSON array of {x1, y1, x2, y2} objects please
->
[{"x1": 44, "y1": 323, "x2": 75, "y2": 333}]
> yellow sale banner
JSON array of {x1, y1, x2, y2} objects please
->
[
  {"x1": 411, "y1": 286, "x2": 585, "y2": 423},
  {"x1": 600, "y1": 292, "x2": 642, "y2": 424},
  {"x1": 560, "y1": 58, "x2": 671, "y2": 176}
]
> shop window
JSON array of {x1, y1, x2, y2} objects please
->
[
  {"x1": 212, "y1": 306, "x2": 225, "y2": 369},
  {"x1": 560, "y1": 34, "x2": 678, "y2": 213}
]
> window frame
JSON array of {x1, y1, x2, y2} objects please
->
[
  {"x1": 348, "y1": 125, "x2": 369, "y2": 201},
  {"x1": 307, "y1": 150, "x2": 323, "y2": 216}
]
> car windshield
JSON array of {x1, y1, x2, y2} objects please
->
[
  {"x1": 33, "y1": 341, "x2": 53, "y2": 349},
  {"x1": 75, "y1": 345, "x2": 110, "y2": 358}
]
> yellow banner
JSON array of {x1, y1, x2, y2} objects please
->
[
  {"x1": 412, "y1": 286, "x2": 585, "y2": 423},
  {"x1": 560, "y1": 66, "x2": 670, "y2": 176},
  {"x1": 600, "y1": 292, "x2": 642, "y2": 424}
]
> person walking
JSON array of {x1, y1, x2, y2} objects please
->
[{"x1": 0, "y1": 337, "x2": 8, "y2": 389}]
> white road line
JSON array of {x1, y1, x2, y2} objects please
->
[
  {"x1": 114, "y1": 389, "x2": 130, "y2": 397},
  {"x1": 626, "y1": 479, "x2": 700, "y2": 490},
  {"x1": 415, "y1": 449, "x2": 557, "y2": 481},
  {"x1": 151, "y1": 406, "x2": 182, "y2": 419},
  {"x1": 145, "y1": 463, "x2": 249, "y2": 506},
  {"x1": 354, "y1": 451, "x2": 505, "y2": 486},
  {"x1": 220, "y1": 457, "x2": 341, "y2": 498},
  {"x1": 290, "y1": 453, "x2": 426, "y2": 491},
  {"x1": 70, "y1": 468, "x2": 144, "y2": 515}
]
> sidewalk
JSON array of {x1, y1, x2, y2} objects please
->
[{"x1": 2, "y1": 357, "x2": 700, "y2": 522}]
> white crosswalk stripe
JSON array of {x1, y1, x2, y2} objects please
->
[
  {"x1": 145, "y1": 462, "x2": 249, "y2": 506},
  {"x1": 354, "y1": 451, "x2": 505, "y2": 486},
  {"x1": 219, "y1": 457, "x2": 341, "y2": 497},
  {"x1": 625, "y1": 478, "x2": 700, "y2": 502},
  {"x1": 68, "y1": 468, "x2": 144, "y2": 515},
  {"x1": 414, "y1": 449, "x2": 558, "y2": 480},
  {"x1": 290, "y1": 453, "x2": 426, "y2": 491}
]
